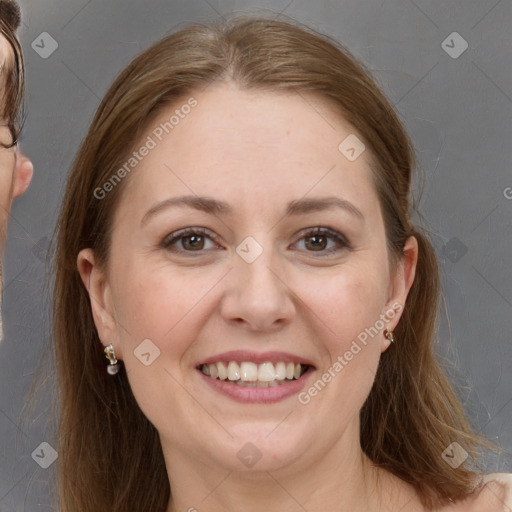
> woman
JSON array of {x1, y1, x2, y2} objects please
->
[
  {"x1": 53, "y1": 16, "x2": 511, "y2": 512},
  {"x1": 0, "y1": 0, "x2": 33, "y2": 340}
]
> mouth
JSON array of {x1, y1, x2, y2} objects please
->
[
  {"x1": 199, "y1": 361, "x2": 311, "y2": 387},
  {"x1": 195, "y1": 352, "x2": 315, "y2": 404}
]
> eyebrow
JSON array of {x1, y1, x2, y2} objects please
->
[{"x1": 140, "y1": 194, "x2": 365, "y2": 226}]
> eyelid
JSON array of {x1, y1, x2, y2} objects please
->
[
  {"x1": 1, "y1": 139, "x2": 17, "y2": 149},
  {"x1": 290, "y1": 226, "x2": 351, "y2": 254},
  {"x1": 0, "y1": 125, "x2": 17, "y2": 149},
  {"x1": 162, "y1": 225, "x2": 351, "y2": 256},
  {"x1": 161, "y1": 227, "x2": 220, "y2": 248}
]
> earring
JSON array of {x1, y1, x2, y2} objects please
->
[
  {"x1": 104, "y1": 344, "x2": 120, "y2": 375},
  {"x1": 383, "y1": 329, "x2": 395, "y2": 343}
]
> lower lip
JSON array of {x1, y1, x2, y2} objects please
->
[{"x1": 197, "y1": 368, "x2": 314, "y2": 404}]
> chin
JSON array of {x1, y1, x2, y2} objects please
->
[{"x1": 213, "y1": 422, "x2": 311, "y2": 473}]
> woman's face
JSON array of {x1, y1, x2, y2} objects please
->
[
  {"x1": 0, "y1": 33, "x2": 32, "y2": 245},
  {"x1": 79, "y1": 82, "x2": 417, "y2": 476},
  {"x1": 0, "y1": 33, "x2": 33, "y2": 340}
]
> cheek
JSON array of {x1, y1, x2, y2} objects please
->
[
  {"x1": 109, "y1": 266, "x2": 201, "y2": 428},
  {"x1": 113, "y1": 268, "x2": 182, "y2": 344},
  {"x1": 295, "y1": 257, "x2": 390, "y2": 345},
  {"x1": 110, "y1": 261, "x2": 225, "y2": 362},
  {"x1": 293, "y1": 258, "x2": 389, "y2": 411}
]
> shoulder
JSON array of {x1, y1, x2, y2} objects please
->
[{"x1": 469, "y1": 473, "x2": 512, "y2": 512}]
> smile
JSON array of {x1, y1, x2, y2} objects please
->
[{"x1": 200, "y1": 361, "x2": 309, "y2": 387}]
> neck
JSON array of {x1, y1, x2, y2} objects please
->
[{"x1": 163, "y1": 420, "x2": 421, "y2": 512}]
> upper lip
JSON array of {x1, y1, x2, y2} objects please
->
[{"x1": 196, "y1": 350, "x2": 316, "y2": 368}]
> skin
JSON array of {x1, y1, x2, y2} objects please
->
[
  {"x1": 78, "y1": 83, "x2": 501, "y2": 511},
  {"x1": 0, "y1": 33, "x2": 33, "y2": 339}
]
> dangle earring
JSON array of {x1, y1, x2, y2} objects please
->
[
  {"x1": 104, "y1": 344, "x2": 120, "y2": 375},
  {"x1": 383, "y1": 329, "x2": 395, "y2": 343}
]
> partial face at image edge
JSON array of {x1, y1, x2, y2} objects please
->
[{"x1": 0, "y1": 4, "x2": 34, "y2": 341}]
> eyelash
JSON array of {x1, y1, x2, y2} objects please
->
[{"x1": 161, "y1": 226, "x2": 351, "y2": 257}]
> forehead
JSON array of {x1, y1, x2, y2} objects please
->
[
  {"x1": 117, "y1": 84, "x2": 380, "y2": 226},
  {"x1": 150, "y1": 84, "x2": 371, "y2": 181}
]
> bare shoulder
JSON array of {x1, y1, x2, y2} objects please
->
[
  {"x1": 478, "y1": 473, "x2": 512, "y2": 511},
  {"x1": 455, "y1": 473, "x2": 512, "y2": 512}
]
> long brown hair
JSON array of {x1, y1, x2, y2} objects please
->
[{"x1": 53, "y1": 16, "x2": 498, "y2": 511}]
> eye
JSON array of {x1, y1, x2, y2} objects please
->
[
  {"x1": 161, "y1": 227, "x2": 220, "y2": 254},
  {"x1": 161, "y1": 226, "x2": 351, "y2": 257},
  {"x1": 0, "y1": 125, "x2": 17, "y2": 150},
  {"x1": 292, "y1": 227, "x2": 351, "y2": 256}
]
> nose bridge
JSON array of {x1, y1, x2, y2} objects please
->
[
  {"x1": 236, "y1": 233, "x2": 283, "y2": 298},
  {"x1": 221, "y1": 232, "x2": 295, "y2": 330}
]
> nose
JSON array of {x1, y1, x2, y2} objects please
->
[
  {"x1": 12, "y1": 149, "x2": 33, "y2": 199},
  {"x1": 220, "y1": 240, "x2": 296, "y2": 332}
]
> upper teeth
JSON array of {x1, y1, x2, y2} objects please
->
[{"x1": 201, "y1": 361, "x2": 304, "y2": 382}]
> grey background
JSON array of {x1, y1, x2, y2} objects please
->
[{"x1": 0, "y1": 0, "x2": 511, "y2": 510}]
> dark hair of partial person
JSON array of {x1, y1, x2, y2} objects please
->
[
  {"x1": 0, "y1": 0, "x2": 24, "y2": 145},
  {"x1": 52, "y1": 15, "x2": 499, "y2": 512}
]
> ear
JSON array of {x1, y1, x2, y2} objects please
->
[
  {"x1": 381, "y1": 235, "x2": 418, "y2": 350},
  {"x1": 12, "y1": 152, "x2": 33, "y2": 199},
  {"x1": 77, "y1": 248, "x2": 123, "y2": 359}
]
